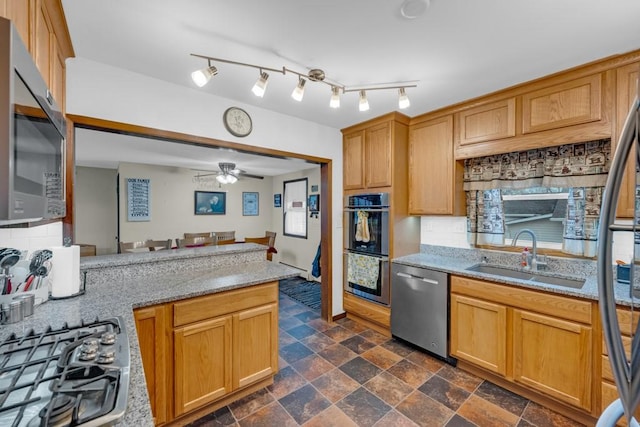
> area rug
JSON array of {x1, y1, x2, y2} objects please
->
[{"x1": 279, "y1": 277, "x2": 321, "y2": 310}]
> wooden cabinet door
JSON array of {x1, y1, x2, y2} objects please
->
[
  {"x1": 522, "y1": 74, "x2": 602, "y2": 134},
  {"x1": 233, "y1": 303, "x2": 278, "y2": 389},
  {"x1": 365, "y1": 122, "x2": 392, "y2": 188},
  {"x1": 615, "y1": 62, "x2": 639, "y2": 218},
  {"x1": 450, "y1": 293, "x2": 507, "y2": 376},
  {"x1": 134, "y1": 306, "x2": 168, "y2": 425},
  {"x1": 33, "y1": 0, "x2": 53, "y2": 87},
  {"x1": 50, "y1": 34, "x2": 65, "y2": 112},
  {"x1": 1, "y1": 0, "x2": 30, "y2": 47},
  {"x1": 512, "y1": 309, "x2": 592, "y2": 411},
  {"x1": 457, "y1": 98, "x2": 516, "y2": 145},
  {"x1": 408, "y1": 115, "x2": 454, "y2": 215},
  {"x1": 343, "y1": 130, "x2": 365, "y2": 190},
  {"x1": 174, "y1": 315, "x2": 233, "y2": 416}
]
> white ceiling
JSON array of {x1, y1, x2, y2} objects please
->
[{"x1": 63, "y1": 0, "x2": 640, "y2": 174}]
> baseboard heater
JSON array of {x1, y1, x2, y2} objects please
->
[{"x1": 278, "y1": 262, "x2": 309, "y2": 279}]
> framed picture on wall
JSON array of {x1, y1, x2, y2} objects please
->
[
  {"x1": 194, "y1": 191, "x2": 226, "y2": 215},
  {"x1": 309, "y1": 194, "x2": 319, "y2": 213},
  {"x1": 242, "y1": 192, "x2": 259, "y2": 216},
  {"x1": 274, "y1": 194, "x2": 282, "y2": 207}
]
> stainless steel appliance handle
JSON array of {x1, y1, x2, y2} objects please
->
[
  {"x1": 396, "y1": 271, "x2": 439, "y2": 285},
  {"x1": 344, "y1": 207, "x2": 389, "y2": 212}
]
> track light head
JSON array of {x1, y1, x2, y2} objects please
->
[
  {"x1": 330, "y1": 86, "x2": 341, "y2": 108},
  {"x1": 191, "y1": 65, "x2": 218, "y2": 87},
  {"x1": 398, "y1": 87, "x2": 410, "y2": 109},
  {"x1": 252, "y1": 71, "x2": 270, "y2": 97},
  {"x1": 291, "y1": 77, "x2": 306, "y2": 102},
  {"x1": 359, "y1": 90, "x2": 370, "y2": 112}
]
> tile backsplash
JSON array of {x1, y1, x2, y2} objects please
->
[{"x1": 0, "y1": 222, "x2": 63, "y2": 254}]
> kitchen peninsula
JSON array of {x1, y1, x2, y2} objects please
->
[{"x1": 0, "y1": 243, "x2": 300, "y2": 426}]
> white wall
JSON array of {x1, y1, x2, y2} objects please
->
[
  {"x1": 75, "y1": 166, "x2": 118, "y2": 254},
  {"x1": 269, "y1": 167, "x2": 321, "y2": 278},
  {"x1": 117, "y1": 162, "x2": 274, "y2": 244},
  {"x1": 66, "y1": 58, "x2": 345, "y2": 315}
]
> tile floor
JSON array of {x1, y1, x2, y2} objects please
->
[{"x1": 188, "y1": 292, "x2": 586, "y2": 427}]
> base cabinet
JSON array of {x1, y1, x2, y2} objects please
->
[
  {"x1": 450, "y1": 275, "x2": 596, "y2": 420},
  {"x1": 135, "y1": 282, "x2": 278, "y2": 425}
]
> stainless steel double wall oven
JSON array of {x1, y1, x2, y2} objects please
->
[{"x1": 344, "y1": 193, "x2": 391, "y2": 305}]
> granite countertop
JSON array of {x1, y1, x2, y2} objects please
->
[
  {"x1": 392, "y1": 249, "x2": 636, "y2": 306},
  {"x1": 0, "y1": 247, "x2": 301, "y2": 427}
]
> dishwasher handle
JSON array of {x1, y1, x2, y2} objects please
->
[{"x1": 396, "y1": 271, "x2": 439, "y2": 285}]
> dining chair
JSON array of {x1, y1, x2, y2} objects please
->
[
  {"x1": 216, "y1": 238, "x2": 237, "y2": 245},
  {"x1": 184, "y1": 232, "x2": 213, "y2": 239},
  {"x1": 119, "y1": 239, "x2": 172, "y2": 253},
  {"x1": 265, "y1": 231, "x2": 277, "y2": 261},
  {"x1": 176, "y1": 236, "x2": 217, "y2": 248},
  {"x1": 214, "y1": 231, "x2": 236, "y2": 243}
]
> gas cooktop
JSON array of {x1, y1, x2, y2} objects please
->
[{"x1": 0, "y1": 317, "x2": 130, "y2": 427}]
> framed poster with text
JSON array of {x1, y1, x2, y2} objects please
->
[
  {"x1": 243, "y1": 192, "x2": 259, "y2": 216},
  {"x1": 126, "y1": 178, "x2": 151, "y2": 221}
]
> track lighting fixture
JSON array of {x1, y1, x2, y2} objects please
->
[
  {"x1": 251, "y1": 71, "x2": 270, "y2": 97},
  {"x1": 190, "y1": 53, "x2": 417, "y2": 112},
  {"x1": 291, "y1": 77, "x2": 306, "y2": 102},
  {"x1": 358, "y1": 90, "x2": 370, "y2": 112},
  {"x1": 330, "y1": 86, "x2": 341, "y2": 109},
  {"x1": 398, "y1": 87, "x2": 410, "y2": 109}
]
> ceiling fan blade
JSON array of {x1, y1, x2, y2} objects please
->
[
  {"x1": 237, "y1": 172, "x2": 264, "y2": 180},
  {"x1": 194, "y1": 172, "x2": 219, "y2": 177}
]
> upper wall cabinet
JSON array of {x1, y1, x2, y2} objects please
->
[
  {"x1": 457, "y1": 98, "x2": 516, "y2": 146},
  {"x1": 521, "y1": 74, "x2": 602, "y2": 134},
  {"x1": 341, "y1": 112, "x2": 409, "y2": 192},
  {"x1": 408, "y1": 115, "x2": 465, "y2": 215},
  {"x1": 0, "y1": 0, "x2": 30, "y2": 46}
]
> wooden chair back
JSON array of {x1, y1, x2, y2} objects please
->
[
  {"x1": 265, "y1": 231, "x2": 277, "y2": 248},
  {"x1": 216, "y1": 238, "x2": 237, "y2": 245},
  {"x1": 214, "y1": 231, "x2": 236, "y2": 242},
  {"x1": 244, "y1": 236, "x2": 271, "y2": 246},
  {"x1": 184, "y1": 232, "x2": 212, "y2": 239},
  {"x1": 176, "y1": 236, "x2": 217, "y2": 248},
  {"x1": 119, "y1": 239, "x2": 172, "y2": 253}
]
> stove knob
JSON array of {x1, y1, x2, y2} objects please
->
[{"x1": 100, "y1": 332, "x2": 117, "y2": 345}]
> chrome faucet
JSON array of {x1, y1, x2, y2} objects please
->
[{"x1": 511, "y1": 229, "x2": 547, "y2": 271}]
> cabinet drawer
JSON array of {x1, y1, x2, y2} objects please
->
[
  {"x1": 173, "y1": 282, "x2": 278, "y2": 327},
  {"x1": 451, "y1": 275, "x2": 592, "y2": 324}
]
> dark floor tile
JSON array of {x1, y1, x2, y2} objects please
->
[
  {"x1": 364, "y1": 371, "x2": 414, "y2": 406},
  {"x1": 295, "y1": 310, "x2": 320, "y2": 322},
  {"x1": 445, "y1": 414, "x2": 477, "y2": 427},
  {"x1": 374, "y1": 410, "x2": 420, "y2": 427},
  {"x1": 360, "y1": 346, "x2": 403, "y2": 369},
  {"x1": 279, "y1": 316, "x2": 304, "y2": 331},
  {"x1": 521, "y1": 401, "x2": 586, "y2": 427},
  {"x1": 418, "y1": 375, "x2": 470, "y2": 411},
  {"x1": 436, "y1": 364, "x2": 483, "y2": 393},
  {"x1": 358, "y1": 329, "x2": 389, "y2": 345},
  {"x1": 237, "y1": 401, "x2": 297, "y2": 427},
  {"x1": 283, "y1": 304, "x2": 309, "y2": 316},
  {"x1": 300, "y1": 332, "x2": 335, "y2": 352},
  {"x1": 339, "y1": 356, "x2": 382, "y2": 384},
  {"x1": 278, "y1": 384, "x2": 331, "y2": 424},
  {"x1": 381, "y1": 338, "x2": 415, "y2": 357},
  {"x1": 340, "y1": 335, "x2": 377, "y2": 354},
  {"x1": 456, "y1": 394, "x2": 519, "y2": 427},
  {"x1": 396, "y1": 390, "x2": 454, "y2": 427},
  {"x1": 517, "y1": 420, "x2": 535, "y2": 427},
  {"x1": 279, "y1": 329, "x2": 297, "y2": 347},
  {"x1": 475, "y1": 381, "x2": 528, "y2": 416},
  {"x1": 405, "y1": 350, "x2": 446, "y2": 373},
  {"x1": 303, "y1": 405, "x2": 358, "y2": 427},
  {"x1": 317, "y1": 343, "x2": 358, "y2": 367},
  {"x1": 228, "y1": 388, "x2": 274, "y2": 420},
  {"x1": 187, "y1": 405, "x2": 237, "y2": 426},
  {"x1": 267, "y1": 365, "x2": 308, "y2": 399},
  {"x1": 290, "y1": 353, "x2": 334, "y2": 381},
  {"x1": 337, "y1": 387, "x2": 391, "y2": 426},
  {"x1": 323, "y1": 325, "x2": 356, "y2": 341},
  {"x1": 311, "y1": 368, "x2": 360, "y2": 403},
  {"x1": 279, "y1": 341, "x2": 314, "y2": 364},
  {"x1": 286, "y1": 324, "x2": 317, "y2": 340},
  {"x1": 335, "y1": 317, "x2": 369, "y2": 333},
  {"x1": 387, "y1": 358, "x2": 432, "y2": 388},
  {"x1": 307, "y1": 317, "x2": 333, "y2": 332}
]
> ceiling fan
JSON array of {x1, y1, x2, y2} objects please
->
[{"x1": 193, "y1": 162, "x2": 264, "y2": 184}]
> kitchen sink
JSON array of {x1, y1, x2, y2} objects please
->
[{"x1": 465, "y1": 264, "x2": 585, "y2": 289}]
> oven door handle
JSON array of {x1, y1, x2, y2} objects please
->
[
  {"x1": 396, "y1": 271, "x2": 439, "y2": 285},
  {"x1": 344, "y1": 207, "x2": 389, "y2": 213}
]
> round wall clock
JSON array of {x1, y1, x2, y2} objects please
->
[{"x1": 223, "y1": 107, "x2": 252, "y2": 137}]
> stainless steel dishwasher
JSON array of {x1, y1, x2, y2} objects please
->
[{"x1": 391, "y1": 263, "x2": 452, "y2": 362}]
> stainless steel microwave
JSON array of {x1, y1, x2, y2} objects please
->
[{"x1": 0, "y1": 17, "x2": 66, "y2": 225}]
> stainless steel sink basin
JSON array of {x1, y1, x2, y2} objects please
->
[{"x1": 465, "y1": 264, "x2": 585, "y2": 289}]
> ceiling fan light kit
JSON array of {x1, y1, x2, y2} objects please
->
[{"x1": 190, "y1": 54, "x2": 417, "y2": 111}]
